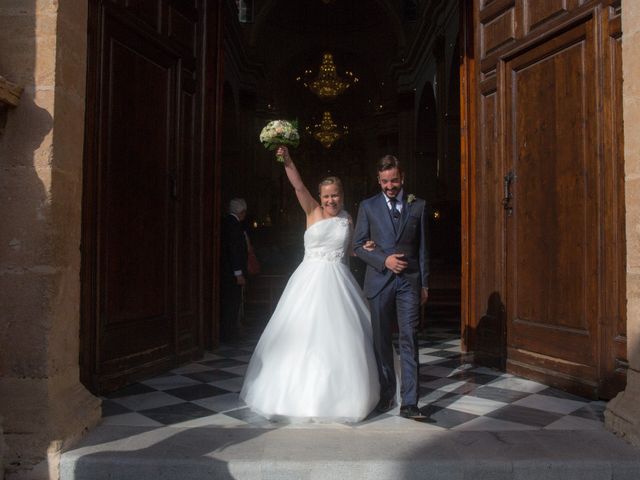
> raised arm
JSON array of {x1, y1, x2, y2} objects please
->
[{"x1": 277, "y1": 145, "x2": 318, "y2": 216}]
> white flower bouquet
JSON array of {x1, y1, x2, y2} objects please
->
[{"x1": 259, "y1": 119, "x2": 300, "y2": 162}]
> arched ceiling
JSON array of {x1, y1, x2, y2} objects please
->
[
  {"x1": 251, "y1": 0, "x2": 405, "y2": 46},
  {"x1": 248, "y1": 0, "x2": 406, "y2": 123}
]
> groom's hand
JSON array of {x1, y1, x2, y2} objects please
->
[{"x1": 385, "y1": 253, "x2": 408, "y2": 274}]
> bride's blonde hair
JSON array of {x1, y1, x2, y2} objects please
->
[{"x1": 318, "y1": 176, "x2": 343, "y2": 195}]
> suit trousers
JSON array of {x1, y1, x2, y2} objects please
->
[{"x1": 369, "y1": 274, "x2": 420, "y2": 407}]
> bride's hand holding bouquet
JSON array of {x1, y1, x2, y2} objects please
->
[
  {"x1": 259, "y1": 119, "x2": 299, "y2": 162},
  {"x1": 276, "y1": 145, "x2": 292, "y2": 165}
]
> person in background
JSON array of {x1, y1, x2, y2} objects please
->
[{"x1": 220, "y1": 198, "x2": 248, "y2": 342}]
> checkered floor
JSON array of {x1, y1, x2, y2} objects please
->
[{"x1": 101, "y1": 322, "x2": 607, "y2": 431}]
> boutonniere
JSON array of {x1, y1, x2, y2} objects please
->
[{"x1": 407, "y1": 194, "x2": 416, "y2": 204}]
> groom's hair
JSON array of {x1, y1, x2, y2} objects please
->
[
  {"x1": 318, "y1": 176, "x2": 343, "y2": 194},
  {"x1": 377, "y1": 155, "x2": 402, "y2": 174}
]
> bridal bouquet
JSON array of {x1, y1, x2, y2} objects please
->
[{"x1": 259, "y1": 119, "x2": 300, "y2": 162}]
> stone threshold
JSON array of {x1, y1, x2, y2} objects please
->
[{"x1": 61, "y1": 424, "x2": 640, "y2": 479}]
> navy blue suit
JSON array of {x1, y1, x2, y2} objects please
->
[{"x1": 353, "y1": 192, "x2": 429, "y2": 407}]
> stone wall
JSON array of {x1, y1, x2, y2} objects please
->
[
  {"x1": 605, "y1": 0, "x2": 640, "y2": 446},
  {"x1": 0, "y1": 1, "x2": 100, "y2": 478}
]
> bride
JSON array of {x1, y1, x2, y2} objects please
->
[{"x1": 239, "y1": 146, "x2": 380, "y2": 422}]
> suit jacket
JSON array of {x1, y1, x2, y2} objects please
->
[
  {"x1": 353, "y1": 192, "x2": 429, "y2": 298},
  {"x1": 220, "y1": 214, "x2": 248, "y2": 283}
]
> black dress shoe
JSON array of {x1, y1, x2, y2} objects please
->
[
  {"x1": 375, "y1": 398, "x2": 395, "y2": 413},
  {"x1": 399, "y1": 405, "x2": 427, "y2": 420}
]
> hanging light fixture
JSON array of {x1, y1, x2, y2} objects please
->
[
  {"x1": 297, "y1": 52, "x2": 358, "y2": 101},
  {"x1": 306, "y1": 111, "x2": 349, "y2": 149}
]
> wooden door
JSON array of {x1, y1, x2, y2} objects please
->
[
  {"x1": 504, "y1": 18, "x2": 600, "y2": 396},
  {"x1": 465, "y1": 0, "x2": 626, "y2": 398},
  {"x1": 81, "y1": 0, "x2": 222, "y2": 393}
]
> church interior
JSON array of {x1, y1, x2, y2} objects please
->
[{"x1": 221, "y1": 0, "x2": 462, "y2": 310}]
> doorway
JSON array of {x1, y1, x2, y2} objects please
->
[{"x1": 80, "y1": 0, "x2": 627, "y2": 401}]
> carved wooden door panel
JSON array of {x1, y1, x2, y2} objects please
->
[
  {"x1": 468, "y1": 0, "x2": 626, "y2": 397},
  {"x1": 504, "y1": 19, "x2": 600, "y2": 396},
  {"x1": 82, "y1": 0, "x2": 220, "y2": 393}
]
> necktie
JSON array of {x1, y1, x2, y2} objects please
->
[{"x1": 390, "y1": 198, "x2": 401, "y2": 225}]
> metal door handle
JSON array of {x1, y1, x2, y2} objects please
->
[{"x1": 503, "y1": 170, "x2": 515, "y2": 214}]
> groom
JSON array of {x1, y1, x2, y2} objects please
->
[{"x1": 353, "y1": 155, "x2": 429, "y2": 420}]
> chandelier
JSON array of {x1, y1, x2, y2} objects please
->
[
  {"x1": 306, "y1": 111, "x2": 348, "y2": 149},
  {"x1": 297, "y1": 52, "x2": 358, "y2": 101}
]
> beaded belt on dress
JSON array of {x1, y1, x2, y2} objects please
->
[{"x1": 304, "y1": 250, "x2": 345, "y2": 263}]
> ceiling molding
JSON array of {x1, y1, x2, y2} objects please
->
[
  {"x1": 390, "y1": 0, "x2": 457, "y2": 92},
  {"x1": 249, "y1": 0, "x2": 407, "y2": 51}
]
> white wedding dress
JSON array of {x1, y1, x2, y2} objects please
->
[{"x1": 240, "y1": 211, "x2": 380, "y2": 422}]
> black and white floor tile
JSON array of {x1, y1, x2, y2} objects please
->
[{"x1": 100, "y1": 322, "x2": 607, "y2": 431}]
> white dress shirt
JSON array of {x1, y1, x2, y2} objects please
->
[{"x1": 384, "y1": 190, "x2": 404, "y2": 213}]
